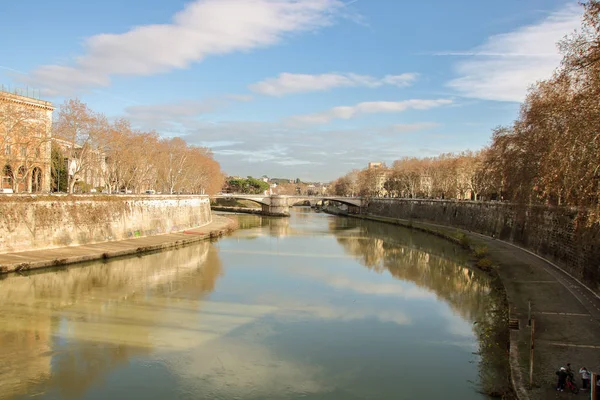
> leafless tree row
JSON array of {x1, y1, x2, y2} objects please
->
[
  {"x1": 333, "y1": 1, "x2": 600, "y2": 219},
  {"x1": 53, "y1": 99, "x2": 225, "y2": 195}
]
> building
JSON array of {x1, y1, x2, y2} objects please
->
[
  {"x1": 51, "y1": 137, "x2": 106, "y2": 192},
  {"x1": 367, "y1": 162, "x2": 389, "y2": 196},
  {"x1": 0, "y1": 89, "x2": 54, "y2": 193}
]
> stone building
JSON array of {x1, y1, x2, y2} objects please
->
[
  {"x1": 51, "y1": 137, "x2": 106, "y2": 192},
  {"x1": 368, "y1": 161, "x2": 389, "y2": 196},
  {"x1": 0, "y1": 90, "x2": 54, "y2": 193}
]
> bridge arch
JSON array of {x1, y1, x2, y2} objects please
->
[
  {"x1": 213, "y1": 195, "x2": 271, "y2": 206},
  {"x1": 289, "y1": 198, "x2": 319, "y2": 207}
]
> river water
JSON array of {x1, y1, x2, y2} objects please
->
[{"x1": 0, "y1": 209, "x2": 497, "y2": 400}]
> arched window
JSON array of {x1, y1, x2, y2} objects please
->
[
  {"x1": 2, "y1": 165, "x2": 13, "y2": 189},
  {"x1": 31, "y1": 167, "x2": 43, "y2": 193}
]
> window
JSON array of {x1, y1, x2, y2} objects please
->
[
  {"x1": 20, "y1": 146, "x2": 27, "y2": 157},
  {"x1": 4, "y1": 144, "x2": 10, "y2": 156}
]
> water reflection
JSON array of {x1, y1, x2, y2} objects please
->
[
  {"x1": 329, "y1": 218, "x2": 491, "y2": 322},
  {"x1": 229, "y1": 213, "x2": 290, "y2": 238},
  {"x1": 0, "y1": 210, "x2": 496, "y2": 400},
  {"x1": 0, "y1": 242, "x2": 221, "y2": 400}
]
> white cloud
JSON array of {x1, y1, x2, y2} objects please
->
[
  {"x1": 24, "y1": 0, "x2": 349, "y2": 96},
  {"x1": 446, "y1": 3, "x2": 582, "y2": 102},
  {"x1": 249, "y1": 72, "x2": 418, "y2": 96},
  {"x1": 287, "y1": 98, "x2": 452, "y2": 124}
]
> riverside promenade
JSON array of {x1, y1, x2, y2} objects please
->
[
  {"x1": 453, "y1": 223, "x2": 600, "y2": 399},
  {"x1": 0, "y1": 215, "x2": 236, "y2": 274},
  {"x1": 350, "y1": 214, "x2": 600, "y2": 400}
]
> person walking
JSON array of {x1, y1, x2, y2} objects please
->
[
  {"x1": 557, "y1": 367, "x2": 568, "y2": 391},
  {"x1": 580, "y1": 367, "x2": 591, "y2": 390}
]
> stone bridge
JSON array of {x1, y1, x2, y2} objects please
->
[{"x1": 211, "y1": 194, "x2": 364, "y2": 216}]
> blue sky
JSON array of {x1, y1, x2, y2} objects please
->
[{"x1": 0, "y1": 0, "x2": 583, "y2": 181}]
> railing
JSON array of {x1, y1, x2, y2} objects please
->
[{"x1": 0, "y1": 84, "x2": 42, "y2": 100}]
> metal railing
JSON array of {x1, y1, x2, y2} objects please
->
[{"x1": 0, "y1": 84, "x2": 42, "y2": 100}]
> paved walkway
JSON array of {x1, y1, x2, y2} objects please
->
[
  {"x1": 357, "y1": 215, "x2": 600, "y2": 399},
  {"x1": 467, "y1": 229, "x2": 600, "y2": 399},
  {"x1": 0, "y1": 215, "x2": 235, "y2": 274}
]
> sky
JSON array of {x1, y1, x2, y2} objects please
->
[{"x1": 0, "y1": 0, "x2": 584, "y2": 181}]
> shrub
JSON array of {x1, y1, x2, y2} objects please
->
[
  {"x1": 473, "y1": 245, "x2": 489, "y2": 260},
  {"x1": 476, "y1": 257, "x2": 493, "y2": 271}
]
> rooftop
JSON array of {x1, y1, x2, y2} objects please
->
[{"x1": 0, "y1": 86, "x2": 54, "y2": 111}]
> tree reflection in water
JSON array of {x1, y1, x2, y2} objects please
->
[{"x1": 329, "y1": 217, "x2": 510, "y2": 396}]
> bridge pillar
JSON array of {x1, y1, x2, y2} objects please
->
[{"x1": 261, "y1": 195, "x2": 290, "y2": 217}]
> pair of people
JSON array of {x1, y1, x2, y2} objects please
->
[{"x1": 557, "y1": 364, "x2": 591, "y2": 391}]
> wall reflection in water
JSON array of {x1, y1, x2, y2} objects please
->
[
  {"x1": 0, "y1": 210, "x2": 498, "y2": 400},
  {"x1": 230, "y1": 213, "x2": 290, "y2": 238},
  {"x1": 329, "y1": 217, "x2": 491, "y2": 322},
  {"x1": 0, "y1": 242, "x2": 222, "y2": 400}
]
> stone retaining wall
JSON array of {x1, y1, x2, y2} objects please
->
[
  {"x1": 0, "y1": 195, "x2": 212, "y2": 253},
  {"x1": 366, "y1": 199, "x2": 600, "y2": 292}
]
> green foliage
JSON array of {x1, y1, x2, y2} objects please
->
[
  {"x1": 476, "y1": 257, "x2": 493, "y2": 271},
  {"x1": 50, "y1": 144, "x2": 68, "y2": 192},
  {"x1": 227, "y1": 177, "x2": 269, "y2": 194},
  {"x1": 455, "y1": 232, "x2": 471, "y2": 248},
  {"x1": 473, "y1": 245, "x2": 489, "y2": 260}
]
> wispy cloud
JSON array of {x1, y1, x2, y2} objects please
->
[
  {"x1": 287, "y1": 99, "x2": 452, "y2": 125},
  {"x1": 23, "y1": 0, "x2": 351, "y2": 96},
  {"x1": 249, "y1": 72, "x2": 418, "y2": 96},
  {"x1": 444, "y1": 3, "x2": 582, "y2": 102},
  {"x1": 123, "y1": 99, "x2": 219, "y2": 131}
]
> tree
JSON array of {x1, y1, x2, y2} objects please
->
[
  {"x1": 53, "y1": 99, "x2": 103, "y2": 194},
  {"x1": 387, "y1": 158, "x2": 422, "y2": 198},
  {"x1": 51, "y1": 142, "x2": 68, "y2": 192},
  {"x1": 332, "y1": 176, "x2": 351, "y2": 196},
  {"x1": 157, "y1": 137, "x2": 189, "y2": 194}
]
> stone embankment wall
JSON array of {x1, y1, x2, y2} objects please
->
[
  {"x1": 366, "y1": 199, "x2": 600, "y2": 292},
  {"x1": 0, "y1": 195, "x2": 212, "y2": 253}
]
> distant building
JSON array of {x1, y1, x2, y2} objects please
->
[
  {"x1": 420, "y1": 175, "x2": 433, "y2": 197},
  {"x1": 0, "y1": 89, "x2": 54, "y2": 193},
  {"x1": 367, "y1": 162, "x2": 388, "y2": 196}
]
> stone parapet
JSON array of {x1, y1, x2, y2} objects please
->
[
  {"x1": 0, "y1": 195, "x2": 212, "y2": 253},
  {"x1": 366, "y1": 198, "x2": 600, "y2": 293}
]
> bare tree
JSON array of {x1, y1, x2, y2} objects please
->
[{"x1": 53, "y1": 99, "x2": 102, "y2": 193}]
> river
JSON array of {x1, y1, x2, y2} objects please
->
[{"x1": 0, "y1": 208, "x2": 502, "y2": 400}]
